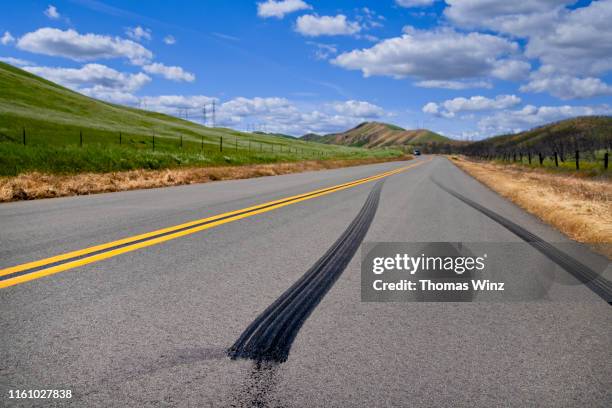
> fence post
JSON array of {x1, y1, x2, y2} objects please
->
[
  {"x1": 235, "y1": 138, "x2": 238, "y2": 151},
  {"x1": 201, "y1": 135, "x2": 204, "y2": 152},
  {"x1": 554, "y1": 152, "x2": 559, "y2": 167},
  {"x1": 575, "y1": 150, "x2": 579, "y2": 170},
  {"x1": 180, "y1": 136, "x2": 183, "y2": 149},
  {"x1": 119, "y1": 131, "x2": 122, "y2": 145},
  {"x1": 152, "y1": 134, "x2": 155, "y2": 151},
  {"x1": 604, "y1": 152, "x2": 609, "y2": 170},
  {"x1": 249, "y1": 140, "x2": 251, "y2": 151},
  {"x1": 220, "y1": 137, "x2": 223, "y2": 152},
  {"x1": 22, "y1": 127, "x2": 26, "y2": 146},
  {"x1": 80, "y1": 130, "x2": 83, "y2": 147}
]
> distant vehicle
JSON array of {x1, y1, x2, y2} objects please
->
[{"x1": 413, "y1": 149, "x2": 421, "y2": 156}]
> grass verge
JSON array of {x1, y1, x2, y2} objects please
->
[
  {"x1": 0, "y1": 155, "x2": 412, "y2": 202},
  {"x1": 452, "y1": 156, "x2": 611, "y2": 258}
]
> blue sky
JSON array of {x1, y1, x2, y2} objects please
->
[{"x1": 1, "y1": 0, "x2": 611, "y2": 138}]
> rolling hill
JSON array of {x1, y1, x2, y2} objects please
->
[
  {"x1": 0, "y1": 61, "x2": 359, "y2": 153},
  {"x1": 300, "y1": 122, "x2": 451, "y2": 148},
  {"x1": 461, "y1": 116, "x2": 612, "y2": 156},
  {"x1": 0, "y1": 62, "x2": 402, "y2": 175}
]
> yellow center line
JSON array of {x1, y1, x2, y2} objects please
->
[{"x1": 0, "y1": 158, "x2": 431, "y2": 289}]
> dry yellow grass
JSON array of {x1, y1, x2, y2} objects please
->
[
  {"x1": 0, "y1": 156, "x2": 411, "y2": 202},
  {"x1": 453, "y1": 157, "x2": 612, "y2": 258}
]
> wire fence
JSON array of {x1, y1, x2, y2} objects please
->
[{"x1": 5, "y1": 126, "x2": 336, "y2": 159}]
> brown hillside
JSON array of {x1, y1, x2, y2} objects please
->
[{"x1": 324, "y1": 122, "x2": 451, "y2": 148}]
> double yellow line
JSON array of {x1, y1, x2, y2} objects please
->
[{"x1": 0, "y1": 159, "x2": 430, "y2": 289}]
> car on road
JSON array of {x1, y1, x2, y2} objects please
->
[{"x1": 413, "y1": 149, "x2": 421, "y2": 155}]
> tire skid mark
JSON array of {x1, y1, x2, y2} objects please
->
[
  {"x1": 433, "y1": 179, "x2": 612, "y2": 304},
  {"x1": 228, "y1": 180, "x2": 385, "y2": 362}
]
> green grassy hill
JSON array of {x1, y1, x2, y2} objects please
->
[
  {"x1": 463, "y1": 116, "x2": 612, "y2": 153},
  {"x1": 0, "y1": 62, "x2": 401, "y2": 176},
  {"x1": 300, "y1": 121, "x2": 451, "y2": 148},
  {"x1": 460, "y1": 116, "x2": 611, "y2": 174}
]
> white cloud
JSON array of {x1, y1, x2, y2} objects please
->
[
  {"x1": 142, "y1": 63, "x2": 195, "y2": 82},
  {"x1": 82, "y1": 88, "x2": 140, "y2": 104},
  {"x1": 422, "y1": 102, "x2": 440, "y2": 115},
  {"x1": 295, "y1": 14, "x2": 361, "y2": 37},
  {"x1": 0, "y1": 56, "x2": 34, "y2": 66},
  {"x1": 44, "y1": 5, "x2": 60, "y2": 19},
  {"x1": 331, "y1": 100, "x2": 384, "y2": 117},
  {"x1": 445, "y1": 0, "x2": 612, "y2": 78},
  {"x1": 125, "y1": 26, "x2": 151, "y2": 42},
  {"x1": 307, "y1": 41, "x2": 337, "y2": 60},
  {"x1": 211, "y1": 96, "x2": 388, "y2": 135},
  {"x1": 139, "y1": 95, "x2": 217, "y2": 114},
  {"x1": 395, "y1": 0, "x2": 436, "y2": 8},
  {"x1": 444, "y1": 0, "x2": 572, "y2": 36},
  {"x1": 478, "y1": 104, "x2": 612, "y2": 134},
  {"x1": 340, "y1": 27, "x2": 516, "y2": 81},
  {"x1": 520, "y1": 67, "x2": 612, "y2": 99},
  {"x1": 23, "y1": 63, "x2": 150, "y2": 93},
  {"x1": 491, "y1": 59, "x2": 531, "y2": 81},
  {"x1": 415, "y1": 80, "x2": 493, "y2": 90},
  {"x1": 163, "y1": 35, "x2": 176, "y2": 45},
  {"x1": 1, "y1": 31, "x2": 14, "y2": 45},
  {"x1": 17, "y1": 28, "x2": 153, "y2": 65},
  {"x1": 257, "y1": 0, "x2": 311, "y2": 19},
  {"x1": 524, "y1": 0, "x2": 612, "y2": 76},
  {"x1": 332, "y1": 26, "x2": 519, "y2": 82},
  {"x1": 424, "y1": 94, "x2": 521, "y2": 118}
]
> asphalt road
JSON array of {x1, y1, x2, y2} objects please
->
[{"x1": 1, "y1": 156, "x2": 610, "y2": 407}]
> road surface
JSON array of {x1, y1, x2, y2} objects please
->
[{"x1": 1, "y1": 156, "x2": 610, "y2": 407}]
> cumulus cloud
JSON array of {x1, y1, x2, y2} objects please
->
[
  {"x1": 422, "y1": 102, "x2": 440, "y2": 116},
  {"x1": 44, "y1": 5, "x2": 60, "y2": 19},
  {"x1": 331, "y1": 100, "x2": 384, "y2": 117},
  {"x1": 210, "y1": 97, "x2": 387, "y2": 135},
  {"x1": 415, "y1": 80, "x2": 492, "y2": 90},
  {"x1": 478, "y1": 104, "x2": 612, "y2": 134},
  {"x1": 444, "y1": 0, "x2": 570, "y2": 36},
  {"x1": 163, "y1": 35, "x2": 176, "y2": 45},
  {"x1": 520, "y1": 67, "x2": 612, "y2": 99},
  {"x1": 139, "y1": 95, "x2": 217, "y2": 114},
  {"x1": 23, "y1": 63, "x2": 151, "y2": 93},
  {"x1": 491, "y1": 59, "x2": 531, "y2": 81},
  {"x1": 295, "y1": 15, "x2": 361, "y2": 37},
  {"x1": 445, "y1": 0, "x2": 612, "y2": 78},
  {"x1": 125, "y1": 26, "x2": 151, "y2": 42},
  {"x1": 17, "y1": 28, "x2": 153, "y2": 65},
  {"x1": 395, "y1": 0, "x2": 436, "y2": 7},
  {"x1": 257, "y1": 0, "x2": 311, "y2": 19},
  {"x1": 1, "y1": 31, "x2": 14, "y2": 45},
  {"x1": 332, "y1": 26, "x2": 520, "y2": 81},
  {"x1": 0, "y1": 56, "x2": 33, "y2": 66},
  {"x1": 142, "y1": 63, "x2": 195, "y2": 82},
  {"x1": 423, "y1": 94, "x2": 521, "y2": 118},
  {"x1": 524, "y1": 0, "x2": 612, "y2": 76}
]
